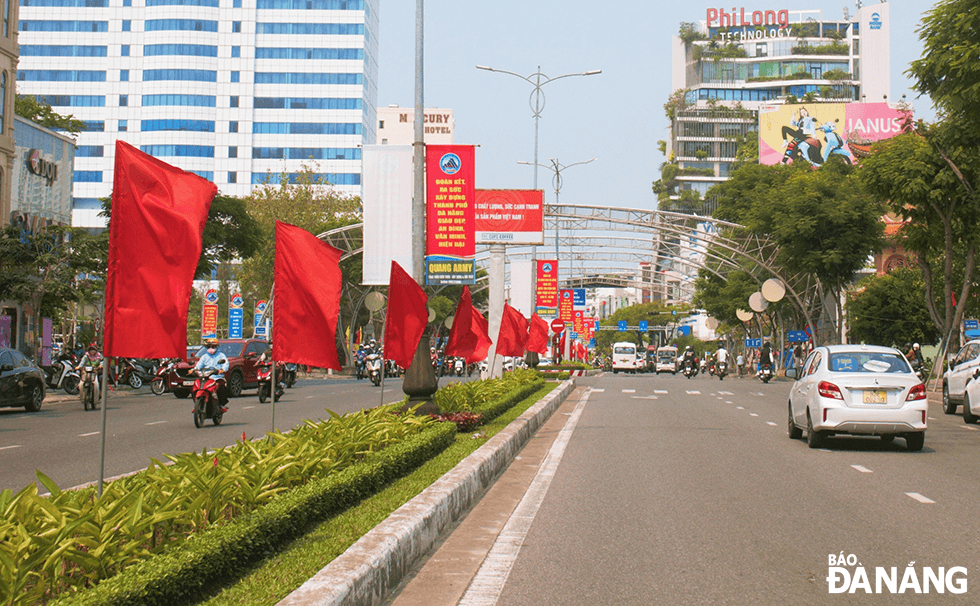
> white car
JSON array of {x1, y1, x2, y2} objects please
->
[
  {"x1": 942, "y1": 339, "x2": 980, "y2": 415},
  {"x1": 786, "y1": 345, "x2": 927, "y2": 451},
  {"x1": 960, "y1": 369, "x2": 980, "y2": 424}
]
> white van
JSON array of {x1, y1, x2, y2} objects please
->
[
  {"x1": 655, "y1": 346, "x2": 678, "y2": 374},
  {"x1": 612, "y1": 342, "x2": 639, "y2": 374}
]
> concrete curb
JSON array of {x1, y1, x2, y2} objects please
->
[{"x1": 277, "y1": 379, "x2": 577, "y2": 606}]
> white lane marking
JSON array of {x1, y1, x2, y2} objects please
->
[
  {"x1": 242, "y1": 406, "x2": 255, "y2": 410},
  {"x1": 631, "y1": 396, "x2": 658, "y2": 400},
  {"x1": 718, "y1": 391, "x2": 733, "y2": 395},
  {"x1": 752, "y1": 392, "x2": 765, "y2": 396},
  {"x1": 961, "y1": 425, "x2": 980, "y2": 431},
  {"x1": 749, "y1": 413, "x2": 759, "y2": 417},
  {"x1": 928, "y1": 416, "x2": 936, "y2": 421},
  {"x1": 716, "y1": 397, "x2": 724, "y2": 400},
  {"x1": 591, "y1": 389, "x2": 605, "y2": 393},
  {"x1": 144, "y1": 421, "x2": 167, "y2": 426},
  {"x1": 737, "y1": 406, "x2": 745, "y2": 410},
  {"x1": 459, "y1": 390, "x2": 591, "y2": 606},
  {"x1": 906, "y1": 492, "x2": 936, "y2": 504},
  {"x1": 306, "y1": 395, "x2": 316, "y2": 399},
  {"x1": 654, "y1": 390, "x2": 668, "y2": 394},
  {"x1": 78, "y1": 431, "x2": 100, "y2": 437},
  {"x1": 622, "y1": 389, "x2": 636, "y2": 394},
  {"x1": 851, "y1": 465, "x2": 873, "y2": 473},
  {"x1": 725, "y1": 401, "x2": 733, "y2": 404},
  {"x1": 0, "y1": 445, "x2": 22, "y2": 451},
  {"x1": 686, "y1": 390, "x2": 701, "y2": 395},
  {"x1": 820, "y1": 449, "x2": 832, "y2": 453},
  {"x1": 766, "y1": 422, "x2": 778, "y2": 426}
]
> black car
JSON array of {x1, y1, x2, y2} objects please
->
[{"x1": 0, "y1": 348, "x2": 46, "y2": 412}]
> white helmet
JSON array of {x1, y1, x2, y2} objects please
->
[{"x1": 913, "y1": 343, "x2": 920, "y2": 350}]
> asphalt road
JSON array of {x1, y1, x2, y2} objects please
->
[
  {"x1": 0, "y1": 372, "x2": 466, "y2": 493},
  {"x1": 450, "y1": 372, "x2": 980, "y2": 605}
]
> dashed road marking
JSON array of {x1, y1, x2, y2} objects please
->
[
  {"x1": 686, "y1": 390, "x2": 701, "y2": 395},
  {"x1": 145, "y1": 421, "x2": 167, "y2": 426},
  {"x1": 0, "y1": 445, "x2": 22, "y2": 451},
  {"x1": 654, "y1": 390, "x2": 668, "y2": 394},
  {"x1": 749, "y1": 413, "x2": 759, "y2": 417},
  {"x1": 906, "y1": 492, "x2": 935, "y2": 504},
  {"x1": 737, "y1": 406, "x2": 745, "y2": 410},
  {"x1": 631, "y1": 396, "x2": 658, "y2": 400},
  {"x1": 961, "y1": 425, "x2": 980, "y2": 431},
  {"x1": 242, "y1": 406, "x2": 255, "y2": 410},
  {"x1": 78, "y1": 431, "x2": 99, "y2": 437},
  {"x1": 725, "y1": 401, "x2": 733, "y2": 404},
  {"x1": 766, "y1": 422, "x2": 778, "y2": 427},
  {"x1": 851, "y1": 465, "x2": 873, "y2": 473},
  {"x1": 928, "y1": 416, "x2": 936, "y2": 421},
  {"x1": 719, "y1": 391, "x2": 733, "y2": 395},
  {"x1": 752, "y1": 392, "x2": 765, "y2": 396},
  {"x1": 592, "y1": 389, "x2": 605, "y2": 393},
  {"x1": 622, "y1": 389, "x2": 636, "y2": 393}
]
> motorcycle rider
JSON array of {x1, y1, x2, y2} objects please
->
[
  {"x1": 194, "y1": 339, "x2": 230, "y2": 412},
  {"x1": 681, "y1": 346, "x2": 697, "y2": 374},
  {"x1": 759, "y1": 341, "x2": 774, "y2": 375},
  {"x1": 75, "y1": 344, "x2": 104, "y2": 397},
  {"x1": 716, "y1": 343, "x2": 728, "y2": 369},
  {"x1": 907, "y1": 342, "x2": 925, "y2": 373}
]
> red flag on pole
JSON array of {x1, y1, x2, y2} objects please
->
[
  {"x1": 273, "y1": 222, "x2": 343, "y2": 370},
  {"x1": 526, "y1": 313, "x2": 549, "y2": 355},
  {"x1": 383, "y1": 261, "x2": 429, "y2": 369},
  {"x1": 496, "y1": 304, "x2": 530, "y2": 358},
  {"x1": 445, "y1": 286, "x2": 493, "y2": 364},
  {"x1": 104, "y1": 141, "x2": 216, "y2": 359}
]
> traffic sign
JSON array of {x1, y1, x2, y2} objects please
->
[
  {"x1": 550, "y1": 318, "x2": 566, "y2": 332},
  {"x1": 787, "y1": 331, "x2": 808, "y2": 343},
  {"x1": 966, "y1": 319, "x2": 979, "y2": 330},
  {"x1": 639, "y1": 320, "x2": 648, "y2": 332},
  {"x1": 618, "y1": 320, "x2": 627, "y2": 331},
  {"x1": 745, "y1": 338, "x2": 762, "y2": 348}
]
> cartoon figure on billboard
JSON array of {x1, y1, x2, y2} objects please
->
[{"x1": 778, "y1": 108, "x2": 851, "y2": 166}]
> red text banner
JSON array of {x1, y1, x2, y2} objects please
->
[
  {"x1": 536, "y1": 260, "x2": 558, "y2": 317},
  {"x1": 426, "y1": 145, "x2": 475, "y2": 257},
  {"x1": 474, "y1": 189, "x2": 544, "y2": 244},
  {"x1": 559, "y1": 289, "x2": 574, "y2": 322}
]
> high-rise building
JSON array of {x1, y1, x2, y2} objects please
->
[
  {"x1": 16, "y1": 0, "x2": 379, "y2": 228},
  {"x1": 0, "y1": 0, "x2": 17, "y2": 227}
]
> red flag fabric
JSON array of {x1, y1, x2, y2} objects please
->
[
  {"x1": 383, "y1": 261, "x2": 429, "y2": 368},
  {"x1": 273, "y1": 222, "x2": 343, "y2": 370},
  {"x1": 104, "y1": 141, "x2": 216, "y2": 359},
  {"x1": 496, "y1": 304, "x2": 530, "y2": 358},
  {"x1": 445, "y1": 286, "x2": 494, "y2": 364},
  {"x1": 526, "y1": 313, "x2": 549, "y2": 355}
]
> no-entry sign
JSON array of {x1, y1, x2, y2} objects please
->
[{"x1": 551, "y1": 318, "x2": 566, "y2": 332}]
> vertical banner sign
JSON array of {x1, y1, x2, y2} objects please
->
[
  {"x1": 573, "y1": 310, "x2": 584, "y2": 335},
  {"x1": 254, "y1": 300, "x2": 268, "y2": 338},
  {"x1": 573, "y1": 288, "x2": 586, "y2": 310},
  {"x1": 202, "y1": 289, "x2": 219, "y2": 340},
  {"x1": 362, "y1": 145, "x2": 415, "y2": 284},
  {"x1": 229, "y1": 292, "x2": 244, "y2": 339},
  {"x1": 536, "y1": 260, "x2": 559, "y2": 317},
  {"x1": 559, "y1": 289, "x2": 574, "y2": 322},
  {"x1": 426, "y1": 145, "x2": 475, "y2": 285}
]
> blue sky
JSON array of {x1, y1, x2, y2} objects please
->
[{"x1": 377, "y1": 0, "x2": 940, "y2": 212}]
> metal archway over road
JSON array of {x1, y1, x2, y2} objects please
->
[{"x1": 316, "y1": 203, "x2": 823, "y2": 342}]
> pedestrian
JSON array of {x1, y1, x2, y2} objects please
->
[{"x1": 736, "y1": 352, "x2": 745, "y2": 378}]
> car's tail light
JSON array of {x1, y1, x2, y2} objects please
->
[
  {"x1": 818, "y1": 381, "x2": 844, "y2": 400},
  {"x1": 906, "y1": 384, "x2": 927, "y2": 401}
]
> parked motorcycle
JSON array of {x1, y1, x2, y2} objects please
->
[
  {"x1": 759, "y1": 363, "x2": 773, "y2": 384},
  {"x1": 79, "y1": 362, "x2": 101, "y2": 411},
  {"x1": 366, "y1": 352, "x2": 383, "y2": 386},
  {"x1": 282, "y1": 363, "x2": 298, "y2": 388},
  {"x1": 150, "y1": 358, "x2": 179, "y2": 395},
  {"x1": 716, "y1": 361, "x2": 727, "y2": 381},
  {"x1": 117, "y1": 358, "x2": 156, "y2": 389},
  {"x1": 454, "y1": 357, "x2": 465, "y2": 377},
  {"x1": 41, "y1": 353, "x2": 80, "y2": 395},
  {"x1": 191, "y1": 368, "x2": 224, "y2": 428},
  {"x1": 257, "y1": 361, "x2": 285, "y2": 403}
]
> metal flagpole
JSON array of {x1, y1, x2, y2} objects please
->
[
  {"x1": 379, "y1": 322, "x2": 386, "y2": 409},
  {"x1": 271, "y1": 354, "x2": 276, "y2": 431},
  {"x1": 97, "y1": 357, "x2": 110, "y2": 497}
]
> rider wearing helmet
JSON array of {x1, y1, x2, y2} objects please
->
[
  {"x1": 907, "y1": 342, "x2": 924, "y2": 367},
  {"x1": 194, "y1": 339, "x2": 230, "y2": 410},
  {"x1": 681, "y1": 345, "x2": 696, "y2": 371}
]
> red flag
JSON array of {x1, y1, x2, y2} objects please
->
[
  {"x1": 273, "y1": 222, "x2": 343, "y2": 370},
  {"x1": 445, "y1": 286, "x2": 494, "y2": 364},
  {"x1": 383, "y1": 261, "x2": 428, "y2": 368},
  {"x1": 496, "y1": 304, "x2": 529, "y2": 358},
  {"x1": 526, "y1": 313, "x2": 549, "y2": 355},
  {"x1": 104, "y1": 141, "x2": 216, "y2": 358}
]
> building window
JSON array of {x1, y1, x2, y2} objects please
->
[
  {"x1": 119, "y1": 94, "x2": 128, "y2": 106},
  {"x1": 852, "y1": 39, "x2": 859, "y2": 55},
  {"x1": 230, "y1": 71, "x2": 240, "y2": 83},
  {"x1": 233, "y1": 0, "x2": 241, "y2": 5},
  {"x1": 229, "y1": 121, "x2": 238, "y2": 132},
  {"x1": 229, "y1": 95, "x2": 239, "y2": 107},
  {"x1": 118, "y1": 119, "x2": 127, "y2": 131},
  {"x1": 123, "y1": 0, "x2": 131, "y2": 5},
  {"x1": 121, "y1": 44, "x2": 130, "y2": 56},
  {"x1": 0, "y1": 72, "x2": 5, "y2": 134},
  {"x1": 756, "y1": 43, "x2": 767, "y2": 57},
  {"x1": 378, "y1": 120, "x2": 384, "y2": 129},
  {"x1": 120, "y1": 69, "x2": 129, "y2": 81},
  {"x1": 228, "y1": 146, "x2": 237, "y2": 158},
  {"x1": 228, "y1": 172, "x2": 237, "y2": 183},
  {"x1": 3, "y1": 0, "x2": 9, "y2": 37},
  {"x1": 231, "y1": 46, "x2": 240, "y2": 58},
  {"x1": 232, "y1": 21, "x2": 241, "y2": 32},
  {"x1": 122, "y1": 20, "x2": 131, "y2": 31}
]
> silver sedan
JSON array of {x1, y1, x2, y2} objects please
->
[{"x1": 786, "y1": 344, "x2": 927, "y2": 451}]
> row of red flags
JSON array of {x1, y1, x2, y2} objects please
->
[{"x1": 103, "y1": 142, "x2": 550, "y2": 370}]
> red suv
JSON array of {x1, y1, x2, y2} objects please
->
[{"x1": 172, "y1": 339, "x2": 269, "y2": 399}]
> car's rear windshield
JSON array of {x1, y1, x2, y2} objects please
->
[
  {"x1": 614, "y1": 346, "x2": 635, "y2": 354},
  {"x1": 193, "y1": 342, "x2": 245, "y2": 358},
  {"x1": 828, "y1": 352, "x2": 911, "y2": 374}
]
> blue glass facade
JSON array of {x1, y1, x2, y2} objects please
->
[
  {"x1": 252, "y1": 147, "x2": 361, "y2": 160},
  {"x1": 254, "y1": 97, "x2": 361, "y2": 109},
  {"x1": 20, "y1": 45, "x2": 107, "y2": 56},
  {"x1": 141, "y1": 119, "x2": 216, "y2": 132},
  {"x1": 19, "y1": 20, "x2": 106, "y2": 31},
  {"x1": 144, "y1": 44, "x2": 218, "y2": 57},
  {"x1": 145, "y1": 18, "x2": 217, "y2": 32},
  {"x1": 18, "y1": 70, "x2": 106, "y2": 81},
  {"x1": 142, "y1": 94, "x2": 216, "y2": 107},
  {"x1": 143, "y1": 69, "x2": 217, "y2": 82}
]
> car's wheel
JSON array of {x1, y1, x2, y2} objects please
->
[
  {"x1": 943, "y1": 382, "x2": 957, "y2": 414},
  {"x1": 193, "y1": 397, "x2": 206, "y2": 428},
  {"x1": 905, "y1": 432, "x2": 925, "y2": 452},
  {"x1": 806, "y1": 412, "x2": 825, "y2": 449},
  {"x1": 128, "y1": 373, "x2": 142, "y2": 389},
  {"x1": 964, "y1": 394, "x2": 979, "y2": 424},
  {"x1": 150, "y1": 378, "x2": 166, "y2": 395},
  {"x1": 63, "y1": 375, "x2": 80, "y2": 395},
  {"x1": 25, "y1": 383, "x2": 43, "y2": 412},
  {"x1": 787, "y1": 403, "x2": 802, "y2": 439},
  {"x1": 880, "y1": 435, "x2": 895, "y2": 443},
  {"x1": 173, "y1": 388, "x2": 191, "y2": 399},
  {"x1": 227, "y1": 371, "x2": 244, "y2": 398}
]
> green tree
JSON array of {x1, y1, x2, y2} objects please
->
[
  {"x1": 846, "y1": 267, "x2": 940, "y2": 347},
  {"x1": 14, "y1": 96, "x2": 86, "y2": 134},
  {"x1": 693, "y1": 270, "x2": 759, "y2": 326}
]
